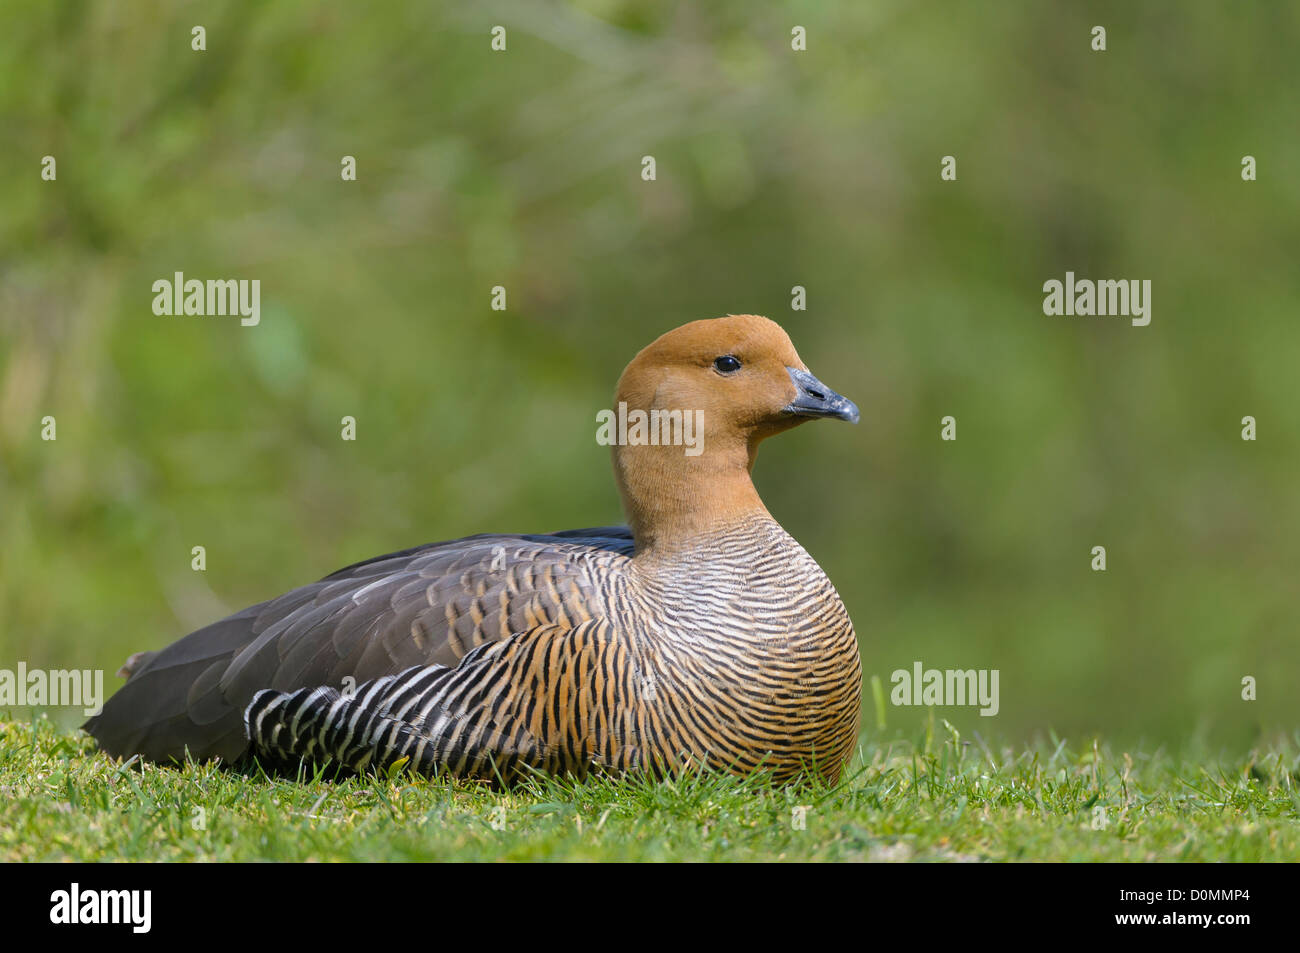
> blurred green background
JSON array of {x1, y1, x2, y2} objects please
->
[{"x1": 1, "y1": 1, "x2": 1296, "y2": 751}]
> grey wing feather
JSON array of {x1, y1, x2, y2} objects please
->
[{"x1": 84, "y1": 527, "x2": 633, "y2": 764}]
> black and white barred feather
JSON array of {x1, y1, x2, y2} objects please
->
[{"x1": 90, "y1": 522, "x2": 861, "y2": 784}]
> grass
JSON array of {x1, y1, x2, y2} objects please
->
[{"x1": 3, "y1": 715, "x2": 1297, "y2": 862}]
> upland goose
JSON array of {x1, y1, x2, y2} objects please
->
[{"x1": 86, "y1": 314, "x2": 863, "y2": 783}]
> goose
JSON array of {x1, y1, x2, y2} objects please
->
[{"x1": 86, "y1": 314, "x2": 863, "y2": 783}]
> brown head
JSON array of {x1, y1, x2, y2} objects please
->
[{"x1": 608, "y1": 314, "x2": 858, "y2": 555}]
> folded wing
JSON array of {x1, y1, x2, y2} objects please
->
[{"x1": 85, "y1": 527, "x2": 633, "y2": 764}]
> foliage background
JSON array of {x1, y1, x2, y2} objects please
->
[{"x1": 2, "y1": 1, "x2": 1296, "y2": 752}]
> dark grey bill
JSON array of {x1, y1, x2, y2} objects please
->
[{"x1": 784, "y1": 367, "x2": 860, "y2": 423}]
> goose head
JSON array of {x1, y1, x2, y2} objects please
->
[{"x1": 609, "y1": 314, "x2": 857, "y2": 554}]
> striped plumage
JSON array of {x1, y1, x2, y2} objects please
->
[{"x1": 87, "y1": 314, "x2": 863, "y2": 784}]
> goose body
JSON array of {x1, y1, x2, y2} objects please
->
[{"x1": 87, "y1": 314, "x2": 863, "y2": 783}]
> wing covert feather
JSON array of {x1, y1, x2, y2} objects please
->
[{"x1": 85, "y1": 528, "x2": 633, "y2": 763}]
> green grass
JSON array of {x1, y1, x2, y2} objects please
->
[{"x1": 3, "y1": 716, "x2": 1297, "y2": 862}]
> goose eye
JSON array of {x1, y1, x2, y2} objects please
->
[{"x1": 713, "y1": 355, "x2": 742, "y2": 374}]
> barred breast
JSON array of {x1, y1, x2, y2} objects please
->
[{"x1": 242, "y1": 518, "x2": 860, "y2": 784}]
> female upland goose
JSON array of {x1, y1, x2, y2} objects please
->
[{"x1": 87, "y1": 314, "x2": 863, "y2": 783}]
